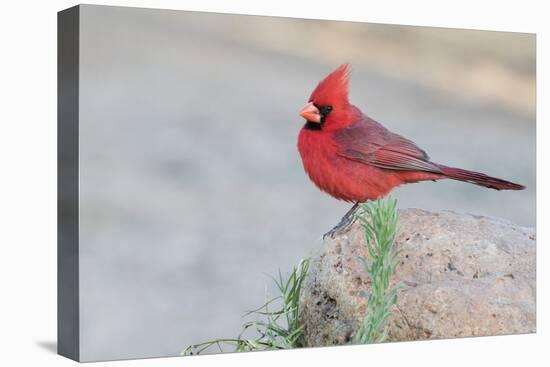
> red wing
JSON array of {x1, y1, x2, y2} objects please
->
[{"x1": 333, "y1": 116, "x2": 441, "y2": 173}]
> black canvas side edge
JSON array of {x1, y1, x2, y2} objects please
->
[{"x1": 57, "y1": 5, "x2": 80, "y2": 362}]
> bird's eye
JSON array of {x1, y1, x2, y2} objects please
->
[{"x1": 326, "y1": 105, "x2": 333, "y2": 111}]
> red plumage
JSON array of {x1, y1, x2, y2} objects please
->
[{"x1": 297, "y1": 64, "x2": 525, "y2": 203}]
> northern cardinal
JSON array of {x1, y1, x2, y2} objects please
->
[{"x1": 297, "y1": 64, "x2": 525, "y2": 237}]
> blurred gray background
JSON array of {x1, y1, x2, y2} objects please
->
[{"x1": 77, "y1": 5, "x2": 535, "y2": 361}]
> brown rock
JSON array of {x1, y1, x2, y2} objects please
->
[{"x1": 299, "y1": 209, "x2": 536, "y2": 346}]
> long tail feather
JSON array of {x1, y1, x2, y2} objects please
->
[{"x1": 437, "y1": 164, "x2": 525, "y2": 191}]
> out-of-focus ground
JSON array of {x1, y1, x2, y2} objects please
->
[{"x1": 77, "y1": 5, "x2": 535, "y2": 361}]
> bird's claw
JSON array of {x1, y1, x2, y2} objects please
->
[
  {"x1": 322, "y1": 203, "x2": 361, "y2": 240},
  {"x1": 322, "y1": 216, "x2": 357, "y2": 240}
]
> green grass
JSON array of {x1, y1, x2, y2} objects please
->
[
  {"x1": 182, "y1": 258, "x2": 309, "y2": 355},
  {"x1": 352, "y1": 197, "x2": 400, "y2": 344},
  {"x1": 183, "y1": 197, "x2": 400, "y2": 354}
]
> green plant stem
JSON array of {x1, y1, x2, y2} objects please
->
[{"x1": 352, "y1": 196, "x2": 400, "y2": 344}]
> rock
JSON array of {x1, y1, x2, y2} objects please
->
[{"x1": 299, "y1": 208, "x2": 536, "y2": 346}]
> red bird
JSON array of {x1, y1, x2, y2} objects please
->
[{"x1": 297, "y1": 64, "x2": 525, "y2": 236}]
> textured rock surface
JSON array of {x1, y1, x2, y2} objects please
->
[{"x1": 299, "y1": 209, "x2": 536, "y2": 346}]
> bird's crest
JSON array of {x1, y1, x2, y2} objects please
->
[{"x1": 309, "y1": 63, "x2": 351, "y2": 106}]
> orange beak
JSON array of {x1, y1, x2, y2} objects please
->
[{"x1": 299, "y1": 102, "x2": 321, "y2": 123}]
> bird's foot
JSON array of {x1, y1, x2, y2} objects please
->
[
  {"x1": 322, "y1": 203, "x2": 361, "y2": 240},
  {"x1": 322, "y1": 216, "x2": 357, "y2": 240}
]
